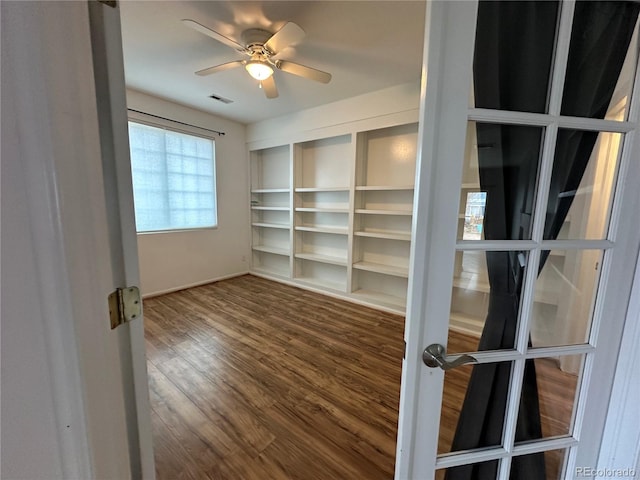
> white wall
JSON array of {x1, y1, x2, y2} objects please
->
[
  {"x1": 247, "y1": 82, "x2": 421, "y2": 147},
  {"x1": 126, "y1": 89, "x2": 250, "y2": 296}
]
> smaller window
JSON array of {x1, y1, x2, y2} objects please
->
[
  {"x1": 128, "y1": 121, "x2": 217, "y2": 232},
  {"x1": 462, "y1": 191, "x2": 487, "y2": 241}
]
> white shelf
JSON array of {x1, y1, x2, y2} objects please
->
[
  {"x1": 355, "y1": 208, "x2": 413, "y2": 216},
  {"x1": 295, "y1": 207, "x2": 349, "y2": 213},
  {"x1": 355, "y1": 185, "x2": 414, "y2": 191},
  {"x1": 252, "y1": 266, "x2": 290, "y2": 278},
  {"x1": 351, "y1": 289, "x2": 406, "y2": 311},
  {"x1": 252, "y1": 222, "x2": 290, "y2": 230},
  {"x1": 461, "y1": 182, "x2": 481, "y2": 189},
  {"x1": 295, "y1": 252, "x2": 347, "y2": 266},
  {"x1": 252, "y1": 245, "x2": 290, "y2": 256},
  {"x1": 295, "y1": 225, "x2": 348, "y2": 235},
  {"x1": 354, "y1": 230, "x2": 411, "y2": 241},
  {"x1": 251, "y1": 206, "x2": 290, "y2": 211},
  {"x1": 353, "y1": 261, "x2": 409, "y2": 278},
  {"x1": 295, "y1": 187, "x2": 349, "y2": 192},
  {"x1": 251, "y1": 188, "x2": 290, "y2": 193},
  {"x1": 296, "y1": 276, "x2": 346, "y2": 292}
]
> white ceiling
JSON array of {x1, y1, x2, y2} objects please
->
[{"x1": 119, "y1": 1, "x2": 426, "y2": 124}]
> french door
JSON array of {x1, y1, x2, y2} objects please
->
[{"x1": 397, "y1": 1, "x2": 640, "y2": 479}]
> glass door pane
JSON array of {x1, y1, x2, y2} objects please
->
[
  {"x1": 544, "y1": 130, "x2": 624, "y2": 241},
  {"x1": 531, "y1": 250, "x2": 604, "y2": 348},
  {"x1": 512, "y1": 450, "x2": 568, "y2": 480},
  {"x1": 457, "y1": 122, "x2": 544, "y2": 241},
  {"x1": 560, "y1": 2, "x2": 640, "y2": 121},
  {"x1": 471, "y1": 1, "x2": 559, "y2": 113},
  {"x1": 448, "y1": 250, "x2": 528, "y2": 353},
  {"x1": 438, "y1": 362, "x2": 513, "y2": 454}
]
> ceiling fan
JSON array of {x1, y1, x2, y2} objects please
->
[{"x1": 182, "y1": 19, "x2": 332, "y2": 99}]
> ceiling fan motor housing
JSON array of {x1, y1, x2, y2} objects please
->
[{"x1": 242, "y1": 28, "x2": 274, "y2": 55}]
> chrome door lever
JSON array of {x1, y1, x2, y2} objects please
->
[{"x1": 422, "y1": 343, "x2": 477, "y2": 371}]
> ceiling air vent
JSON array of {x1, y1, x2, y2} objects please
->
[{"x1": 209, "y1": 94, "x2": 233, "y2": 104}]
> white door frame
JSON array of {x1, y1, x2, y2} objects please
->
[{"x1": 396, "y1": 1, "x2": 640, "y2": 478}]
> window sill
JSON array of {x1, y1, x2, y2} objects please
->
[{"x1": 136, "y1": 226, "x2": 218, "y2": 235}]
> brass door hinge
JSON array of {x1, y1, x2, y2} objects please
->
[{"x1": 108, "y1": 286, "x2": 141, "y2": 329}]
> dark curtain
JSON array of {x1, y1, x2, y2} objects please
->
[{"x1": 446, "y1": 2, "x2": 639, "y2": 479}]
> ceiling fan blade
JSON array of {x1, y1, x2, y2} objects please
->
[
  {"x1": 182, "y1": 19, "x2": 247, "y2": 53},
  {"x1": 195, "y1": 60, "x2": 244, "y2": 76},
  {"x1": 276, "y1": 60, "x2": 332, "y2": 84},
  {"x1": 264, "y1": 22, "x2": 305, "y2": 54},
  {"x1": 262, "y1": 76, "x2": 279, "y2": 99}
]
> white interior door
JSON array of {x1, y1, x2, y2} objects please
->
[
  {"x1": 2, "y1": 1, "x2": 154, "y2": 478},
  {"x1": 396, "y1": 1, "x2": 640, "y2": 478}
]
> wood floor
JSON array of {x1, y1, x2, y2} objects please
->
[
  {"x1": 144, "y1": 275, "x2": 577, "y2": 479},
  {"x1": 144, "y1": 275, "x2": 404, "y2": 479}
]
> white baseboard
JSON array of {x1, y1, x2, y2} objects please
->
[
  {"x1": 141, "y1": 271, "x2": 249, "y2": 299},
  {"x1": 248, "y1": 270, "x2": 406, "y2": 316}
]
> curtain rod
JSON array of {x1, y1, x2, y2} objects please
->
[{"x1": 127, "y1": 108, "x2": 226, "y2": 136}]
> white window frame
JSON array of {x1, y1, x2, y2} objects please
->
[{"x1": 127, "y1": 116, "x2": 218, "y2": 234}]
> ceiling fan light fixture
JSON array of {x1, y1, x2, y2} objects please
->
[{"x1": 245, "y1": 60, "x2": 274, "y2": 80}]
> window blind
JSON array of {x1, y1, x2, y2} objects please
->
[{"x1": 128, "y1": 121, "x2": 217, "y2": 232}]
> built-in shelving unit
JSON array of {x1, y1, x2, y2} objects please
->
[
  {"x1": 292, "y1": 135, "x2": 352, "y2": 292},
  {"x1": 351, "y1": 124, "x2": 417, "y2": 311},
  {"x1": 250, "y1": 145, "x2": 292, "y2": 279},
  {"x1": 248, "y1": 123, "x2": 418, "y2": 314}
]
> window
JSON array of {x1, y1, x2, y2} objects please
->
[{"x1": 128, "y1": 121, "x2": 217, "y2": 232}]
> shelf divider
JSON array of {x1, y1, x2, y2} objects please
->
[
  {"x1": 355, "y1": 208, "x2": 413, "y2": 216},
  {"x1": 251, "y1": 188, "x2": 290, "y2": 193},
  {"x1": 353, "y1": 261, "x2": 409, "y2": 278},
  {"x1": 354, "y1": 230, "x2": 412, "y2": 241},
  {"x1": 252, "y1": 222, "x2": 290, "y2": 230},
  {"x1": 294, "y1": 187, "x2": 350, "y2": 192},
  {"x1": 294, "y1": 225, "x2": 348, "y2": 235},
  {"x1": 355, "y1": 185, "x2": 414, "y2": 191},
  {"x1": 295, "y1": 252, "x2": 348, "y2": 266},
  {"x1": 252, "y1": 245, "x2": 290, "y2": 256}
]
